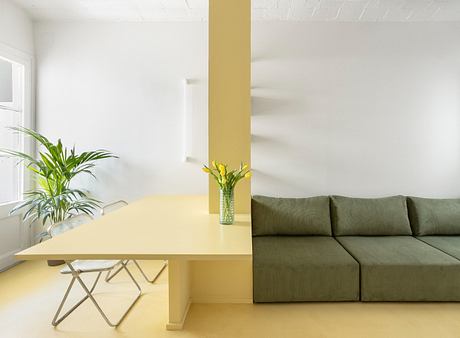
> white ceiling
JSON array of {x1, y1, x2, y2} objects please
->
[{"x1": 12, "y1": 0, "x2": 460, "y2": 22}]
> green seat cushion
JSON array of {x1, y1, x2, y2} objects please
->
[
  {"x1": 417, "y1": 236, "x2": 460, "y2": 260},
  {"x1": 337, "y1": 236, "x2": 460, "y2": 301},
  {"x1": 253, "y1": 236, "x2": 359, "y2": 302},
  {"x1": 408, "y1": 197, "x2": 460, "y2": 235},
  {"x1": 251, "y1": 195, "x2": 331, "y2": 236},
  {"x1": 331, "y1": 196, "x2": 412, "y2": 236}
]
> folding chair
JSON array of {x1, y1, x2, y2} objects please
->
[
  {"x1": 48, "y1": 214, "x2": 142, "y2": 327},
  {"x1": 101, "y1": 200, "x2": 167, "y2": 283}
]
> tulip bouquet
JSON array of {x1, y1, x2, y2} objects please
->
[
  {"x1": 202, "y1": 161, "x2": 251, "y2": 224},
  {"x1": 202, "y1": 161, "x2": 251, "y2": 190}
]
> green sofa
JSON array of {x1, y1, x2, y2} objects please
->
[
  {"x1": 252, "y1": 195, "x2": 460, "y2": 302},
  {"x1": 252, "y1": 195, "x2": 359, "y2": 302}
]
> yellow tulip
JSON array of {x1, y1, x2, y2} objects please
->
[
  {"x1": 212, "y1": 160, "x2": 217, "y2": 168},
  {"x1": 202, "y1": 167, "x2": 211, "y2": 173},
  {"x1": 242, "y1": 164, "x2": 248, "y2": 170},
  {"x1": 244, "y1": 172, "x2": 252, "y2": 178},
  {"x1": 218, "y1": 164, "x2": 226, "y2": 176}
]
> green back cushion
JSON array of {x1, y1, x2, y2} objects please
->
[
  {"x1": 408, "y1": 197, "x2": 460, "y2": 235},
  {"x1": 251, "y1": 195, "x2": 332, "y2": 236},
  {"x1": 331, "y1": 195, "x2": 412, "y2": 236}
]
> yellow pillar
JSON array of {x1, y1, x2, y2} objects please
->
[{"x1": 208, "y1": 0, "x2": 251, "y2": 214}]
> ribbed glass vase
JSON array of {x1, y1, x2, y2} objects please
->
[{"x1": 219, "y1": 188, "x2": 234, "y2": 225}]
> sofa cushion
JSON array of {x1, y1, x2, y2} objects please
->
[
  {"x1": 408, "y1": 197, "x2": 460, "y2": 235},
  {"x1": 252, "y1": 236, "x2": 359, "y2": 302},
  {"x1": 417, "y1": 236, "x2": 460, "y2": 260},
  {"x1": 251, "y1": 195, "x2": 331, "y2": 236},
  {"x1": 331, "y1": 195, "x2": 412, "y2": 236},
  {"x1": 336, "y1": 236, "x2": 460, "y2": 301}
]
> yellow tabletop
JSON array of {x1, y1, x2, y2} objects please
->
[{"x1": 16, "y1": 195, "x2": 252, "y2": 261}]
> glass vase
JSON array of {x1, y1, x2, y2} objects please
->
[{"x1": 220, "y1": 188, "x2": 234, "y2": 225}]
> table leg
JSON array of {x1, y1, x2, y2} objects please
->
[{"x1": 166, "y1": 259, "x2": 191, "y2": 330}]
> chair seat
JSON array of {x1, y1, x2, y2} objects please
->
[{"x1": 60, "y1": 260, "x2": 122, "y2": 274}]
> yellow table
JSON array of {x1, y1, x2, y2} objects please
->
[{"x1": 16, "y1": 195, "x2": 253, "y2": 330}]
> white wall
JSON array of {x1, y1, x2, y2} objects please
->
[
  {"x1": 252, "y1": 22, "x2": 460, "y2": 198},
  {"x1": 0, "y1": 0, "x2": 34, "y2": 54},
  {"x1": 35, "y1": 21, "x2": 460, "y2": 202},
  {"x1": 35, "y1": 22, "x2": 208, "y2": 203}
]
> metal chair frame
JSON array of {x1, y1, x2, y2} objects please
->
[
  {"x1": 52, "y1": 261, "x2": 141, "y2": 327},
  {"x1": 101, "y1": 200, "x2": 168, "y2": 283},
  {"x1": 48, "y1": 214, "x2": 142, "y2": 327}
]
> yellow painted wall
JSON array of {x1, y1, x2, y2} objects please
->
[
  {"x1": 191, "y1": 261, "x2": 253, "y2": 303},
  {"x1": 208, "y1": 0, "x2": 251, "y2": 213}
]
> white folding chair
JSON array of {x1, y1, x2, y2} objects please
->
[
  {"x1": 48, "y1": 214, "x2": 142, "y2": 327},
  {"x1": 101, "y1": 200, "x2": 167, "y2": 283}
]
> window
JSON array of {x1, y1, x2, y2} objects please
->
[{"x1": 0, "y1": 57, "x2": 25, "y2": 204}]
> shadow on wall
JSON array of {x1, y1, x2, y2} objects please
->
[
  {"x1": 250, "y1": 124, "x2": 459, "y2": 198},
  {"x1": 251, "y1": 23, "x2": 460, "y2": 198},
  {"x1": 251, "y1": 90, "x2": 312, "y2": 117},
  {"x1": 252, "y1": 96, "x2": 291, "y2": 116},
  {"x1": 250, "y1": 133, "x2": 340, "y2": 197},
  {"x1": 250, "y1": 168, "x2": 304, "y2": 197}
]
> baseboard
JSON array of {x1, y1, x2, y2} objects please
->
[{"x1": 166, "y1": 299, "x2": 191, "y2": 330}]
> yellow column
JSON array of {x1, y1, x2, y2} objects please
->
[{"x1": 208, "y1": 0, "x2": 251, "y2": 213}]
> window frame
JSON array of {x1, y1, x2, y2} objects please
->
[
  {"x1": 0, "y1": 43, "x2": 35, "y2": 208},
  {"x1": 0, "y1": 59, "x2": 22, "y2": 112}
]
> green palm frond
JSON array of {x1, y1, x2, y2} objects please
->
[{"x1": 0, "y1": 127, "x2": 117, "y2": 237}]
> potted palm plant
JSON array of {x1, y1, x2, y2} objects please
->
[{"x1": 0, "y1": 127, "x2": 117, "y2": 265}]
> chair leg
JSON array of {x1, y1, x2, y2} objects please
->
[
  {"x1": 104, "y1": 260, "x2": 127, "y2": 282},
  {"x1": 133, "y1": 260, "x2": 168, "y2": 283},
  {"x1": 52, "y1": 261, "x2": 142, "y2": 327},
  {"x1": 52, "y1": 271, "x2": 102, "y2": 326},
  {"x1": 106, "y1": 260, "x2": 167, "y2": 284}
]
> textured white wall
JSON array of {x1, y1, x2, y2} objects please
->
[
  {"x1": 35, "y1": 21, "x2": 460, "y2": 202},
  {"x1": 35, "y1": 22, "x2": 208, "y2": 203},
  {"x1": 252, "y1": 22, "x2": 460, "y2": 198},
  {"x1": 0, "y1": 0, "x2": 34, "y2": 54}
]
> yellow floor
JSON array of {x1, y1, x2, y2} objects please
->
[{"x1": 1, "y1": 261, "x2": 460, "y2": 338}]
